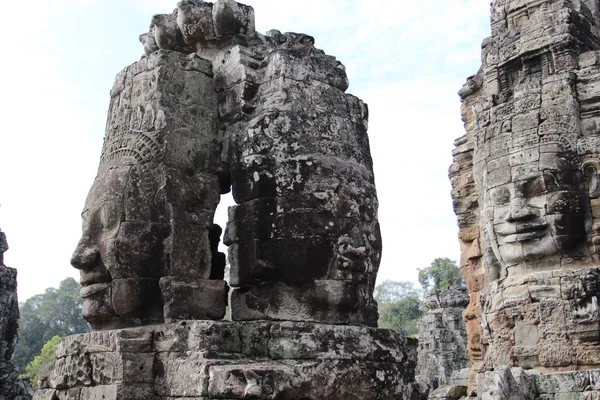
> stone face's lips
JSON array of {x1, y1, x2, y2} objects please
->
[
  {"x1": 496, "y1": 222, "x2": 548, "y2": 243},
  {"x1": 496, "y1": 221, "x2": 547, "y2": 235},
  {"x1": 80, "y1": 282, "x2": 110, "y2": 298},
  {"x1": 80, "y1": 267, "x2": 111, "y2": 287}
]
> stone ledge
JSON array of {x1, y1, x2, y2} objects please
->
[
  {"x1": 477, "y1": 367, "x2": 600, "y2": 399},
  {"x1": 56, "y1": 320, "x2": 415, "y2": 361},
  {"x1": 37, "y1": 321, "x2": 416, "y2": 400}
]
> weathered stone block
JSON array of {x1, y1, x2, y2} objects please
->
[
  {"x1": 154, "y1": 352, "x2": 210, "y2": 397},
  {"x1": 89, "y1": 352, "x2": 154, "y2": 385},
  {"x1": 230, "y1": 281, "x2": 376, "y2": 326},
  {"x1": 42, "y1": 322, "x2": 416, "y2": 399},
  {"x1": 79, "y1": 384, "x2": 156, "y2": 400},
  {"x1": 159, "y1": 277, "x2": 228, "y2": 321}
]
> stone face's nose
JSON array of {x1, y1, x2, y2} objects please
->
[
  {"x1": 506, "y1": 197, "x2": 537, "y2": 222},
  {"x1": 70, "y1": 241, "x2": 99, "y2": 270}
]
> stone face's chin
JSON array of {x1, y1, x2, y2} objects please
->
[{"x1": 111, "y1": 278, "x2": 162, "y2": 318}]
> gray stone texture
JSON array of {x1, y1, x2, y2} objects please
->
[
  {"x1": 218, "y1": 31, "x2": 379, "y2": 327},
  {"x1": 0, "y1": 231, "x2": 33, "y2": 400},
  {"x1": 33, "y1": 321, "x2": 418, "y2": 399},
  {"x1": 415, "y1": 288, "x2": 471, "y2": 399},
  {"x1": 452, "y1": 0, "x2": 600, "y2": 396}
]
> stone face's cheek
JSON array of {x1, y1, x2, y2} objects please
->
[
  {"x1": 100, "y1": 238, "x2": 118, "y2": 275},
  {"x1": 111, "y1": 222, "x2": 165, "y2": 279},
  {"x1": 100, "y1": 201, "x2": 125, "y2": 239},
  {"x1": 546, "y1": 191, "x2": 585, "y2": 216},
  {"x1": 111, "y1": 278, "x2": 161, "y2": 318},
  {"x1": 492, "y1": 204, "x2": 510, "y2": 225}
]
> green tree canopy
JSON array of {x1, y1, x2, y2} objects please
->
[
  {"x1": 21, "y1": 335, "x2": 61, "y2": 386},
  {"x1": 373, "y1": 280, "x2": 422, "y2": 303},
  {"x1": 12, "y1": 278, "x2": 89, "y2": 373},
  {"x1": 374, "y1": 280, "x2": 424, "y2": 336},
  {"x1": 378, "y1": 297, "x2": 425, "y2": 336},
  {"x1": 418, "y1": 257, "x2": 465, "y2": 294}
]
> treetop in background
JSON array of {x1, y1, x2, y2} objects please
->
[{"x1": 418, "y1": 257, "x2": 464, "y2": 294}]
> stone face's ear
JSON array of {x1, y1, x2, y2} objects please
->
[{"x1": 583, "y1": 160, "x2": 600, "y2": 198}]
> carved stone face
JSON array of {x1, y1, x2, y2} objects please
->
[
  {"x1": 481, "y1": 150, "x2": 587, "y2": 268},
  {"x1": 71, "y1": 166, "x2": 165, "y2": 330}
]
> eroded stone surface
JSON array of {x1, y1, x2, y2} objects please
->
[
  {"x1": 452, "y1": 0, "x2": 600, "y2": 391},
  {"x1": 70, "y1": 49, "x2": 225, "y2": 331},
  {"x1": 476, "y1": 367, "x2": 600, "y2": 399},
  {"x1": 34, "y1": 321, "x2": 417, "y2": 400}
]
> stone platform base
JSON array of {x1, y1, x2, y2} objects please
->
[
  {"x1": 34, "y1": 321, "x2": 417, "y2": 400},
  {"x1": 477, "y1": 367, "x2": 600, "y2": 399}
]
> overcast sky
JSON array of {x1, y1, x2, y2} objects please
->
[{"x1": 0, "y1": 0, "x2": 491, "y2": 300}]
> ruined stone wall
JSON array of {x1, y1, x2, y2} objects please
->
[
  {"x1": 0, "y1": 231, "x2": 32, "y2": 400},
  {"x1": 452, "y1": 0, "x2": 600, "y2": 396},
  {"x1": 34, "y1": 321, "x2": 416, "y2": 399}
]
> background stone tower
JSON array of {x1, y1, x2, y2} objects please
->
[
  {"x1": 453, "y1": 0, "x2": 600, "y2": 397},
  {"x1": 415, "y1": 287, "x2": 471, "y2": 399}
]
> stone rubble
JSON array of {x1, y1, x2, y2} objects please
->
[{"x1": 452, "y1": 0, "x2": 600, "y2": 398}]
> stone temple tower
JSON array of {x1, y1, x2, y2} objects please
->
[
  {"x1": 452, "y1": 0, "x2": 600, "y2": 397},
  {"x1": 35, "y1": 1, "x2": 418, "y2": 399}
]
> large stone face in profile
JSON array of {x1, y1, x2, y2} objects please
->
[
  {"x1": 452, "y1": 0, "x2": 600, "y2": 393},
  {"x1": 70, "y1": 51, "x2": 226, "y2": 331}
]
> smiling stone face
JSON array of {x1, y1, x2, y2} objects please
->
[
  {"x1": 71, "y1": 165, "x2": 167, "y2": 330},
  {"x1": 481, "y1": 147, "x2": 587, "y2": 270}
]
